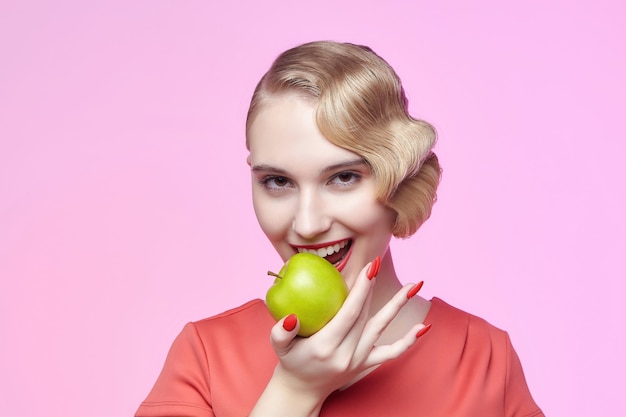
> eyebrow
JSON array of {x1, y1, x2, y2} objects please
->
[{"x1": 251, "y1": 158, "x2": 369, "y2": 176}]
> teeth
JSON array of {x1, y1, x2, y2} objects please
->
[{"x1": 297, "y1": 240, "x2": 349, "y2": 258}]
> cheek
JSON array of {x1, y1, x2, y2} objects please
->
[
  {"x1": 252, "y1": 193, "x2": 273, "y2": 237},
  {"x1": 337, "y1": 197, "x2": 395, "y2": 233},
  {"x1": 252, "y1": 192, "x2": 290, "y2": 241}
]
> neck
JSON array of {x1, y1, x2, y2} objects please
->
[
  {"x1": 369, "y1": 250, "x2": 404, "y2": 315},
  {"x1": 370, "y1": 250, "x2": 431, "y2": 343}
]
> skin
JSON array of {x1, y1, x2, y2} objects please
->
[
  {"x1": 248, "y1": 93, "x2": 395, "y2": 289},
  {"x1": 247, "y1": 93, "x2": 431, "y2": 417}
]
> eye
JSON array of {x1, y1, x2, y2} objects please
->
[
  {"x1": 259, "y1": 175, "x2": 293, "y2": 191},
  {"x1": 329, "y1": 171, "x2": 361, "y2": 187}
]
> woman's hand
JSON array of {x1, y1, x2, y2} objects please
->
[{"x1": 250, "y1": 258, "x2": 428, "y2": 417}]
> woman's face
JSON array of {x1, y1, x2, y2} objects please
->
[{"x1": 247, "y1": 94, "x2": 396, "y2": 287}]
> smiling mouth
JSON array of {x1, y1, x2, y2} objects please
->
[{"x1": 294, "y1": 239, "x2": 352, "y2": 267}]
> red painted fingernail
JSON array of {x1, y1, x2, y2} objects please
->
[
  {"x1": 366, "y1": 256, "x2": 381, "y2": 280},
  {"x1": 416, "y1": 324, "x2": 432, "y2": 339},
  {"x1": 283, "y1": 314, "x2": 297, "y2": 331},
  {"x1": 407, "y1": 281, "x2": 424, "y2": 299}
]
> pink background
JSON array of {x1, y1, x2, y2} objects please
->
[{"x1": 1, "y1": 1, "x2": 624, "y2": 416}]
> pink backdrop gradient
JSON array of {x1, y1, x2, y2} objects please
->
[{"x1": 1, "y1": 1, "x2": 624, "y2": 416}]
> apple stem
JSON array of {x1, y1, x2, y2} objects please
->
[{"x1": 267, "y1": 271, "x2": 281, "y2": 279}]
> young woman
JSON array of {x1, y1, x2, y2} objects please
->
[{"x1": 136, "y1": 41, "x2": 543, "y2": 417}]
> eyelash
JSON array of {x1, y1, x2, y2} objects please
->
[
  {"x1": 330, "y1": 171, "x2": 362, "y2": 186},
  {"x1": 258, "y1": 171, "x2": 362, "y2": 192},
  {"x1": 258, "y1": 176, "x2": 293, "y2": 191}
]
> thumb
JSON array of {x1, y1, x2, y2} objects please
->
[{"x1": 270, "y1": 314, "x2": 299, "y2": 357}]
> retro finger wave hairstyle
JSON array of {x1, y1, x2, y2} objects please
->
[{"x1": 246, "y1": 41, "x2": 442, "y2": 238}]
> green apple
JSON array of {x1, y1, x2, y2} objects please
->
[{"x1": 265, "y1": 252, "x2": 349, "y2": 337}]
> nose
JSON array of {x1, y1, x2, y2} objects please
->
[{"x1": 291, "y1": 188, "x2": 331, "y2": 240}]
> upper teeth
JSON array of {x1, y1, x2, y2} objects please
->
[{"x1": 297, "y1": 240, "x2": 349, "y2": 258}]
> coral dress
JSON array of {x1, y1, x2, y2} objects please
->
[{"x1": 136, "y1": 298, "x2": 543, "y2": 417}]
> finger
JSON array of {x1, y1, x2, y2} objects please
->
[
  {"x1": 358, "y1": 282, "x2": 421, "y2": 349},
  {"x1": 364, "y1": 323, "x2": 427, "y2": 367},
  {"x1": 331, "y1": 282, "x2": 375, "y2": 359},
  {"x1": 316, "y1": 260, "x2": 376, "y2": 342},
  {"x1": 270, "y1": 314, "x2": 300, "y2": 358}
]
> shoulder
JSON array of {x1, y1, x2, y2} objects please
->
[
  {"x1": 429, "y1": 297, "x2": 509, "y2": 340},
  {"x1": 193, "y1": 299, "x2": 272, "y2": 327},
  {"x1": 136, "y1": 300, "x2": 277, "y2": 416},
  {"x1": 425, "y1": 298, "x2": 543, "y2": 415},
  {"x1": 429, "y1": 297, "x2": 500, "y2": 327},
  {"x1": 185, "y1": 299, "x2": 275, "y2": 350},
  {"x1": 164, "y1": 299, "x2": 272, "y2": 353}
]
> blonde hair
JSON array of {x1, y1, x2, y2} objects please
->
[{"x1": 246, "y1": 41, "x2": 441, "y2": 238}]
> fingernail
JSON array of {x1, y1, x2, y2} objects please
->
[
  {"x1": 407, "y1": 281, "x2": 424, "y2": 299},
  {"x1": 283, "y1": 314, "x2": 297, "y2": 331},
  {"x1": 416, "y1": 324, "x2": 432, "y2": 339},
  {"x1": 366, "y1": 256, "x2": 381, "y2": 280}
]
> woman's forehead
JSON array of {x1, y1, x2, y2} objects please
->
[{"x1": 247, "y1": 96, "x2": 362, "y2": 173}]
